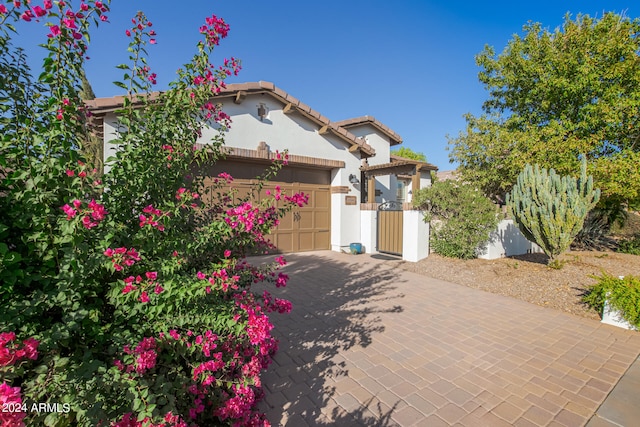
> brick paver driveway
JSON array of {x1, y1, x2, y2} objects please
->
[{"x1": 255, "y1": 251, "x2": 640, "y2": 426}]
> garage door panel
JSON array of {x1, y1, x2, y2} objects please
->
[
  {"x1": 277, "y1": 210, "x2": 294, "y2": 231},
  {"x1": 313, "y1": 190, "x2": 330, "y2": 209},
  {"x1": 315, "y1": 230, "x2": 330, "y2": 249},
  {"x1": 298, "y1": 232, "x2": 315, "y2": 252},
  {"x1": 298, "y1": 211, "x2": 314, "y2": 229},
  {"x1": 272, "y1": 232, "x2": 294, "y2": 253},
  {"x1": 315, "y1": 211, "x2": 330, "y2": 229},
  {"x1": 206, "y1": 161, "x2": 331, "y2": 253}
]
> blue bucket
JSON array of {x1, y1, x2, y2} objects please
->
[{"x1": 349, "y1": 243, "x2": 363, "y2": 254}]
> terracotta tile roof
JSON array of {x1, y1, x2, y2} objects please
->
[
  {"x1": 334, "y1": 115, "x2": 403, "y2": 146},
  {"x1": 85, "y1": 82, "x2": 376, "y2": 157}
]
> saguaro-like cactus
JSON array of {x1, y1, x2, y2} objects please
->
[{"x1": 507, "y1": 158, "x2": 600, "y2": 264}]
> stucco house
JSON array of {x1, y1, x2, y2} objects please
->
[{"x1": 86, "y1": 81, "x2": 437, "y2": 257}]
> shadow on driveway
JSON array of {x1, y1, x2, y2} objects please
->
[{"x1": 256, "y1": 252, "x2": 406, "y2": 426}]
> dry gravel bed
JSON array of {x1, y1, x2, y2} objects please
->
[{"x1": 397, "y1": 250, "x2": 640, "y2": 320}]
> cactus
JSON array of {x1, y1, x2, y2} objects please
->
[{"x1": 506, "y1": 157, "x2": 601, "y2": 264}]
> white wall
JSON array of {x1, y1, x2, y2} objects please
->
[
  {"x1": 419, "y1": 170, "x2": 432, "y2": 188},
  {"x1": 360, "y1": 210, "x2": 377, "y2": 254},
  {"x1": 102, "y1": 112, "x2": 121, "y2": 174},
  {"x1": 202, "y1": 95, "x2": 351, "y2": 162},
  {"x1": 403, "y1": 210, "x2": 429, "y2": 262},
  {"x1": 478, "y1": 219, "x2": 543, "y2": 260}
]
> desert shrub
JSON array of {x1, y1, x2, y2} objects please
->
[
  {"x1": 413, "y1": 180, "x2": 499, "y2": 259},
  {"x1": 583, "y1": 274, "x2": 640, "y2": 328},
  {"x1": 618, "y1": 235, "x2": 640, "y2": 255},
  {"x1": 0, "y1": 2, "x2": 302, "y2": 426},
  {"x1": 572, "y1": 210, "x2": 617, "y2": 250},
  {"x1": 507, "y1": 158, "x2": 600, "y2": 264}
]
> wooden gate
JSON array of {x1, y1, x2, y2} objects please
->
[{"x1": 377, "y1": 201, "x2": 403, "y2": 256}]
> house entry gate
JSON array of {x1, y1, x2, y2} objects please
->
[{"x1": 377, "y1": 201, "x2": 403, "y2": 256}]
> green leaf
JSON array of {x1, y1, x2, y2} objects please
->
[{"x1": 113, "y1": 81, "x2": 128, "y2": 90}]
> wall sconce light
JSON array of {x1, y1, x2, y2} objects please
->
[
  {"x1": 349, "y1": 174, "x2": 360, "y2": 185},
  {"x1": 257, "y1": 103, "x2": 267, "y2": 121}
]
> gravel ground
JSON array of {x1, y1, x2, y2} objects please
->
[{"x1": 397, "y1": 250, "x2": 640, "y2": 321}]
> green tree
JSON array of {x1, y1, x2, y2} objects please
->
[
  {"x1": 506, "y1": 158, "x2": 600, "y2": 264},
  {"x1": 449, "y1": 12, "x2": 640, "y2": 211},
  {"x1": 413, "y1": 180, "x2": 498, "y2": 259},
  {"x1": 391, "y1": 146, "x2": 427, "y2": 162}
]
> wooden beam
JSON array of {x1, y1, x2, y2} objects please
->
[
  {"x1": 368, "y1": 176, "x2": 377, "y2": 204},
  {"x1": 318, "y1": 125, "x2": 330, "y2": 135},
  {"x1": 348, "y1": 144, "x2": 360, "y2": 153},
  {"x1": 233, "y1": 91, "x2": 246, "y2": 104},
  {"x1": 412, "y1": 172, "x2": 420, "y2": 195},
  {"x1": 282, "y1": 103, "x2": 295, "y2": 114}
]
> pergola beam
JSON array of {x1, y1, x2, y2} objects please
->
[
  {"x1": 234, "y1": 91, "x2": 246, "y2": 104},
  {"x1": 282, "y1": 103, "x2": 295, "y2": 114}
]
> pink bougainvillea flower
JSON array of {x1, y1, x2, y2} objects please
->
[
  {"x1": 21, "y1": 10, "x2": 34, "y2": 21},
  {"x1": 66, "y1": 169, "x2": 75, "y2": 177},
  {"x1": 0, "y1": 382, "x2": 26, "y2": 426},
  {"x1": 145, "y1": 271, "x2": 157, "y2": 281},
  {"x1": 44, "y1": 0, "x2": 53, "y2": 9},
  {"x1": 22, "y1": 338, "x2": 40, "y2": 360},
  {"x1": 88, "y1": 199, "x2": 107, "y2": 221},
  {"x1": 61, "y1": 204, "x2": 77, "y2": 220},
  {"x1": 0, "y1": 5, "x2": 7, "y2": 14},
  {"x1": 33, "y1": 5, "x2": 47, "y2": 17},
  {"x1": 224, "y1": 250, "x2": 231, "y2": 258},
  {"x1": 122, "y1": 284, "x2": 136, "y2": 294},
  {"x1": 62, "y1": 18, "x2": 77, "y2": 29},
  {"x1": 139, "y1": 292, "x2": 149, "y2": 303},
  {"x1": 275, "y1": 272, "x2": 288, "y2": 288},
  {"x1": 81, "y1": 215, "x2": 97, "y2": 229}
]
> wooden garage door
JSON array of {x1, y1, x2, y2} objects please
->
[
  {"x1": 201, "y1": 161, "x2": 331, "y2": 253},
  {"x1": 266, "y1": 183, "x2": 330, "y2": 252}
]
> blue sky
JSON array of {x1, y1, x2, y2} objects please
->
[{"x1": 13, "y1": 1, "x2": 638, "y2": 170}]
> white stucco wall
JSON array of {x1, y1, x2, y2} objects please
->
[
  {"x1": 360, "y1": 210, "x2": 377, "y2": 254},
  {"x1": 102, "y1": 112, "x2": 122, "y2": 174},
  {"x1": 403, "y1": 210, "x2": 429, "y2": 262},
  {"x1": 478, "y1": 219, "x2": 543, "y2": 259},
  {"x1": 420, "y1": 170, "x2": 432, "y2": 188},
  {"x1": 201, "y1": 95, "x2": 352, "y2": 162}
]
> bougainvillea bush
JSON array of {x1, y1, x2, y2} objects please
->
[{"x1": 0, "y1": 1, "x2": 304, "y2": 425}]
